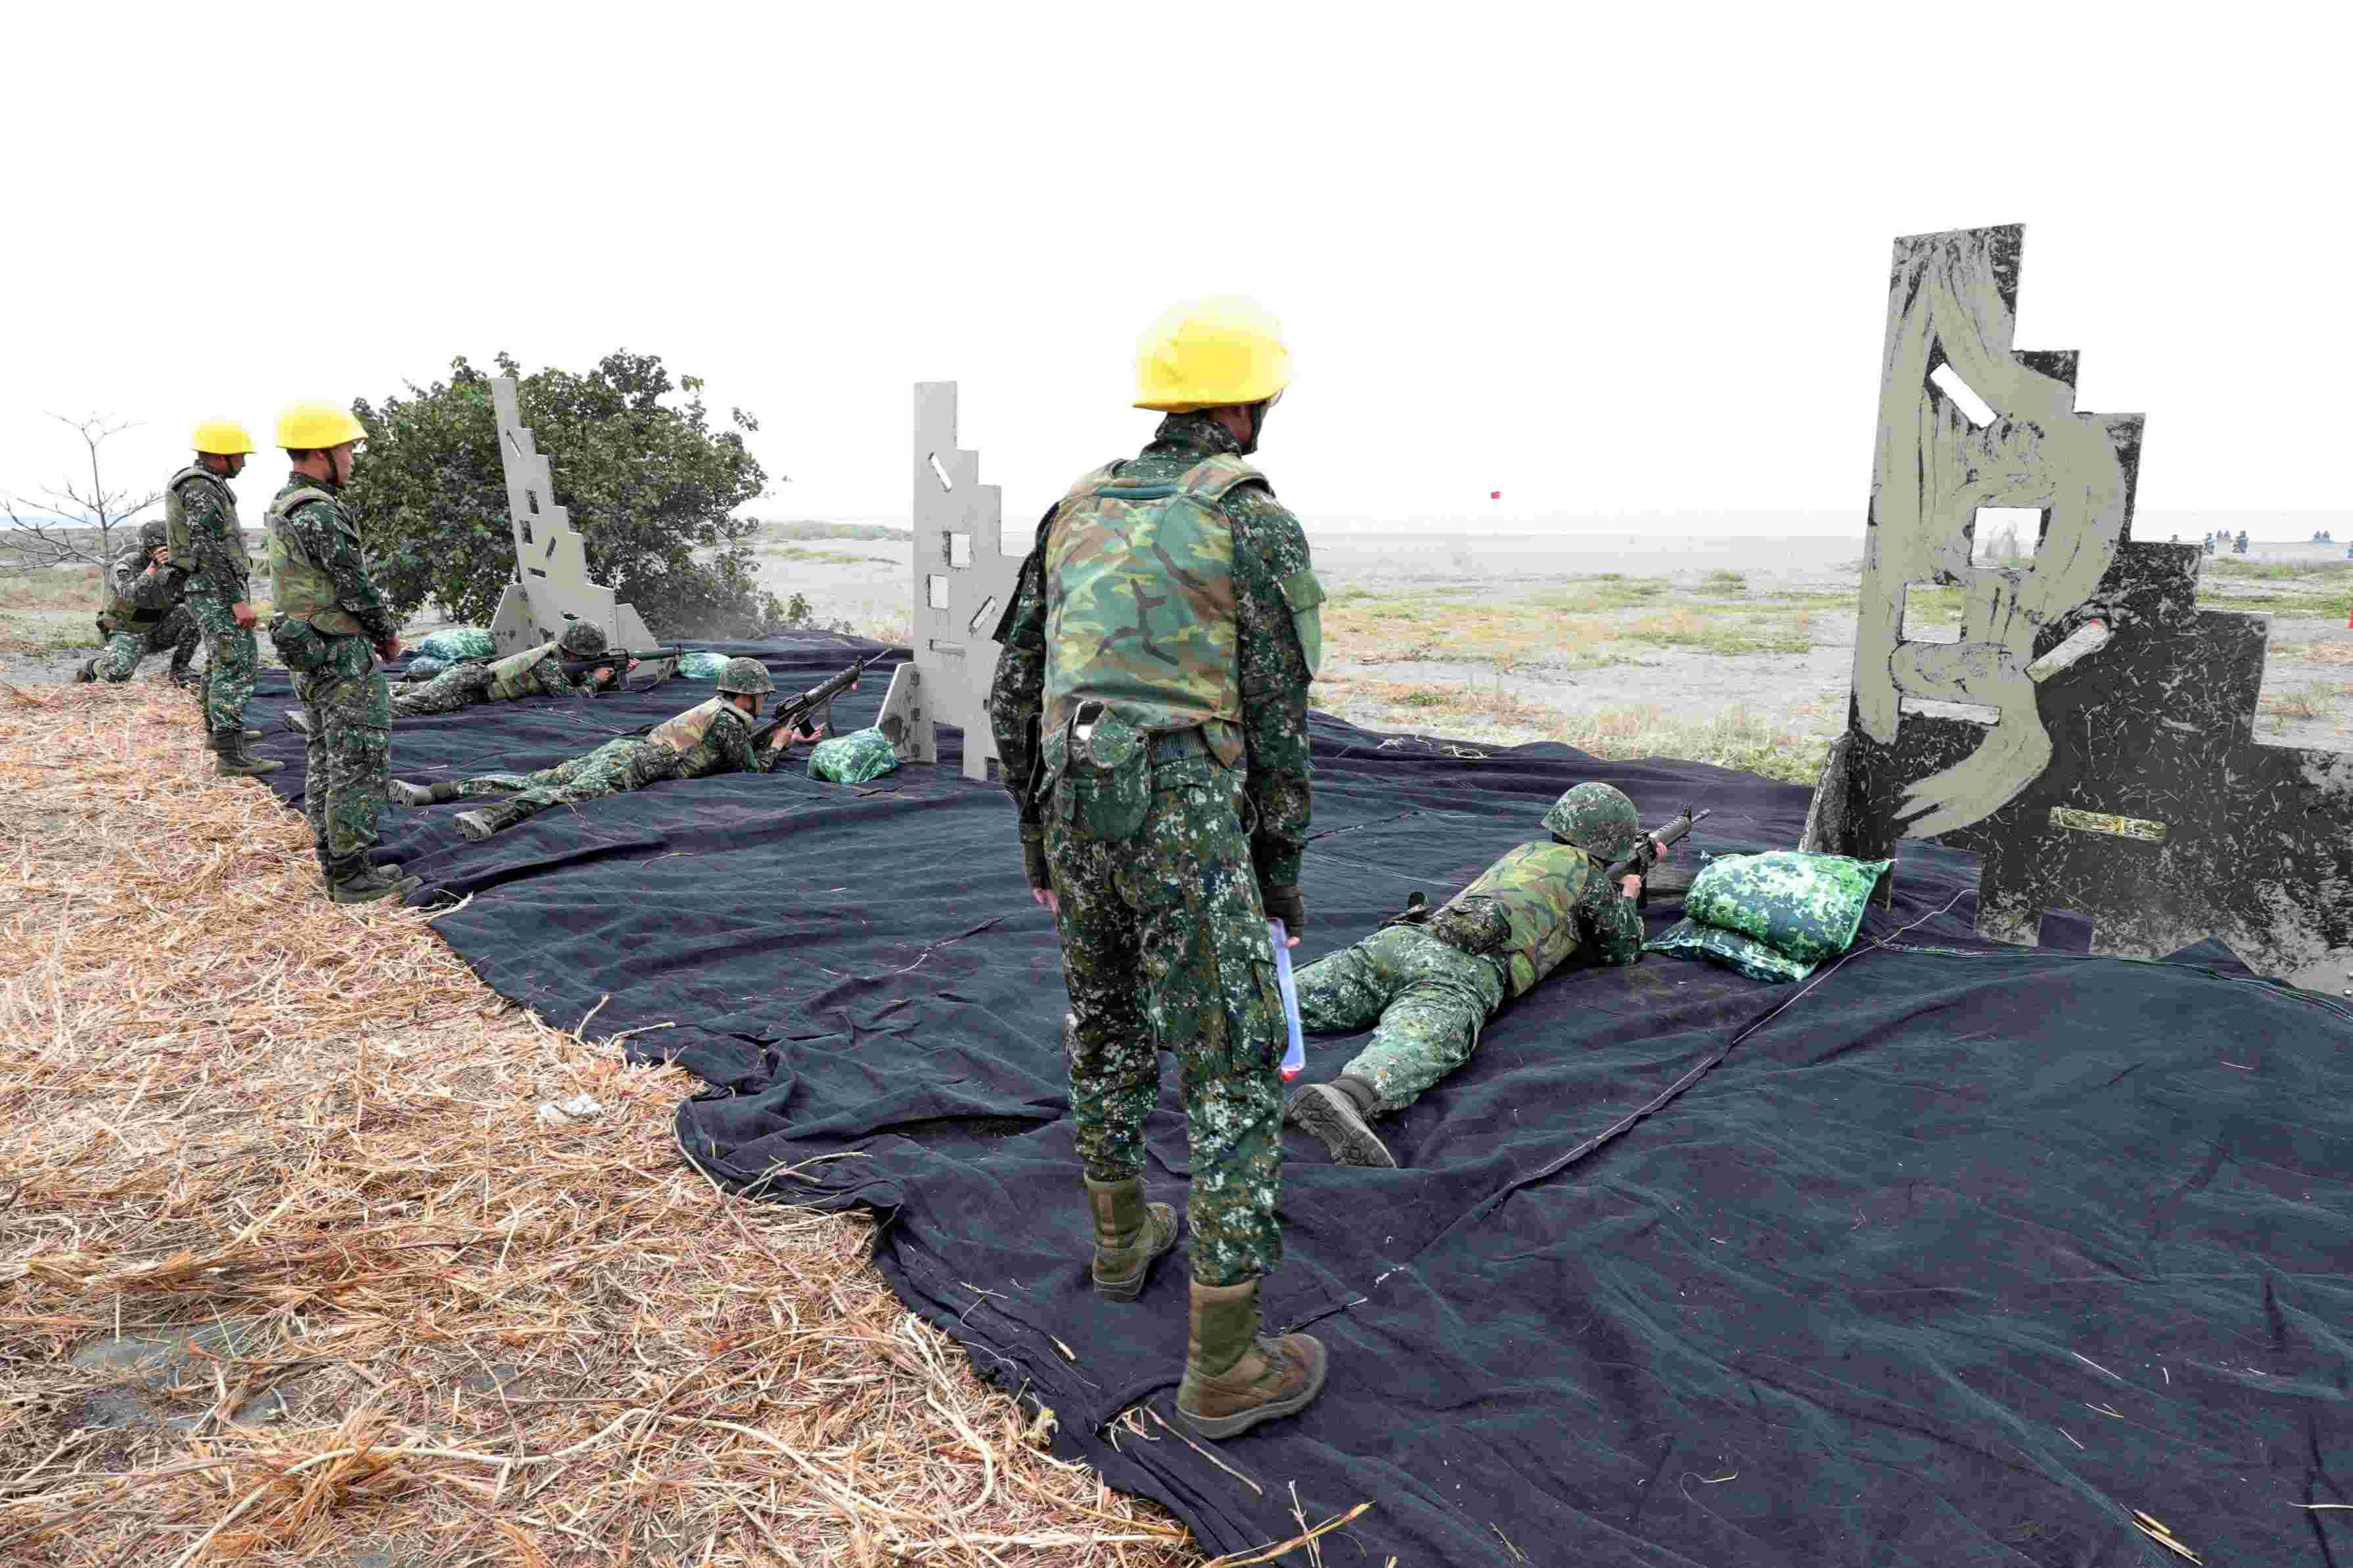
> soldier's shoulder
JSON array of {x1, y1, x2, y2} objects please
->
[{"x1": 1219, "y1": 478, "x2": 1309, "y2": 573}]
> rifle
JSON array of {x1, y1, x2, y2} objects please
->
[
  {"x1": 559, "y1": 646, "x2": 689, "y2": 696},
  {"x1": 746, "y1": 654, "x2": 871, "y2": 753},
  {"x1": 1606, "y1": 805, "x2": 1712, "y2": 905}
]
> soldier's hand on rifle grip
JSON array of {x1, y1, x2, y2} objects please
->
[
  {"x1": 1619, "y1": 874, "x2": 1643, "y2": 900},
  {"x1": 1261, "y1": 884, "x2": 1305, "y2": 944}
]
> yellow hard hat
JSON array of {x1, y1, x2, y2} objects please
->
[
  {"x1": 275, "y1": 401, "x2": 367, "y2": 451},
  {"x1": 1133, "y1": 295, "x2": 1292, "y2": 412},
  {"x1": 191, "y1": 418, "x2": 256, "y2": 455}
]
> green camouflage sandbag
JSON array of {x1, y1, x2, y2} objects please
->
[
  {"x1": 415, "y1": 627, "x2": 496, "y2": 661},
  {"x1": 1643, "y1": 849, "x2": 1890, "y2": 983},
  {"x1": 675, "y1": 651, "x2": 729, "y2": 681},
  {"x1": 808, "y1": 725, "x2": 901, "y2": 784}
]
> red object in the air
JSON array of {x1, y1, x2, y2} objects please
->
[{"x1": 1490, "y1": 490, "x2": 1501, "y2": 500}]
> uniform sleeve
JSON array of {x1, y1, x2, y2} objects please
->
[
  {"x1": 289, "y1": 499, "x2": 398, "y2": 642},
  {"x1": 116, "y1": 550, "x2": 176, "y2": 612},
  {"x1": 984, "y1": 522, "x2": 1055, "y2": 834},
  {"x1": 181, "y1": 480, "x2": 249, "y2": 600},
  {"x1": 1576, "y1": 865, "x2": 1645, "y2": 967},
  {"x1": 1225, "y1": 485, "x2": 1317, "y2": 889}
]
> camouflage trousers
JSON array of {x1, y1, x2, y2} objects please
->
[
  {"x1": 93, "y1": 608, "x2": 198, "y2": 682},
  {"x1": 274, "y1": 622, "x2": 391, "y2": 884},
  {"x1": 185, "y1": 591, "x2": 256, "y2": 732},
  {"x1": 456, "y1": 736, "x2": 679, "y2": 825},
  {"x1": 1294, "y1": 924, "x2": 1505, "y2": 1113},
  {"x1": 1044, "y1": 752, "x2": 1286, "y2": 1288},
  {"x1": 390, "y1": 663, "x2": 495, "y2": 718}
]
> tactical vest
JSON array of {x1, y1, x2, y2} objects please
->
[
  {"x1": 101, "y1": 546, "x2": 164, "y2": 630},
  {"x1": 1042, "y1": 454, "x2": 1256, "y2": 767},
  {"x1": 1441, "y1": 840, "x2": 1599, "y2": 998},
  {"x1": 648, "y1": 696, "x2": 733, "y2": 755},
  {"x1": 486, "y1": 642, "x2": 558, "y2": 702},
  {"x1": 163, "y1": 464, "x2": 229, "y2": 570},
  {"x1": 265, "y1": 485, "x2": 365, "y2": 636}
]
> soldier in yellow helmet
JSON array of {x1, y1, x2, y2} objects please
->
[
  {"x1": 986, "y1": 296, "x2": 1329, "y2": 1440},
  {"x1": 265, "y1": 403, "x2": 418, "y2": 905},
  {"x1": 164, "y1": 418, "x2": 279, "y2": 774}
]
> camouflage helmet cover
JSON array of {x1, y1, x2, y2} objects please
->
[
  {"x1": 1542, "y1": 782, "x2": 1641, "y2": 862},
  {"x1": 556, "y1": 621, "x2": 609, "y2": 657},
  {"x1": 138, "y1": 519, "x2": 169, "y2": 549},
  {"x1": 714, "y1": 656, "x2": 775, "y2": 695}
]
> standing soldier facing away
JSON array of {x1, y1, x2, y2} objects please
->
[
  {"x1": 266, "y1": 403, "x2": 419, "y2": 905},
  {"x1": 76, "y1": 520, "x2": 202, "y2": 691},
  {"x1": 168, "y1": 420, "x2": 278, "y2": 775},
  {"x1": 988, "y1": 296, "x2": 1329, "y2": 1440}
]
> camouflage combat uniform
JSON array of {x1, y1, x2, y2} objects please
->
[
  {"x1": 1294, "y1": 839, "x2": 1643, "y2": 1111},
  {"x1": 389, "y1": 641, "x2": 599, "y2": 717},
  {"x1": 164, "y1": 463, "x2": 257, "y2": 730},
  {"x1": 266, "y1": 476, "x2": 400, "y2": 886},
  {"x1": 450, "y1": 693, "x2": 783, "y2": 826},
  {"x1": 91, "y1": 538, "x2": 198, "y2": 682},
  {"x1": 988, "y1": 411, "x2": 1323, "y2": 1288}
]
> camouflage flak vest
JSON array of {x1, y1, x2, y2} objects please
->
[
  {"x1": 163, "y1": 464, "x2": 229, "y2": 573},
  {"x1": 486, "y1": 642, "x2": 559, "y2": 702},
  {"x1": 265, "y1": 485, "x2": 365, "y2": 637},
  {"x1": 647, "y1": 696, "x2": 730, "y2": 755},
  {"x1": 1042, "y1": 453, "x2": 1259, "y2": 767},
  {"x1": 1441, "y1": 840, "x2": 1599, "y2": 998}
]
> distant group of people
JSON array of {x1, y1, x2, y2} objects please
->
[{"x1": 2198, "y1": 529, "x2": 2251, "y2": 556}]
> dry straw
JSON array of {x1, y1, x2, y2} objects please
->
[{"x1": 0, "y1": 679, "x2": 1264, "y2": 1566}]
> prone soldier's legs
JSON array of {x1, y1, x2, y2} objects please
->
[{"x1": 390, "y1": 663, "x2": 495, "y2": 718}]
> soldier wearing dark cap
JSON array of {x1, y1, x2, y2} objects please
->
[
  {"x1": 988, "y1": 295, "x2": 1328, "y2": 1441},
  {"x1": 386, "y1": 657, "x2": 825, "y2": 840},
  {"x1": 1284, "y1": 783, "x2": 1660, "y2": 1169}
]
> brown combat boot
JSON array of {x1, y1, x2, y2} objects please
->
[
  {"x1": 1286, "y1": 1076, "x2": 1396, "y2": 1168},
  {"x1": 328, "y1": 867, "x2": 423, "y2": 905},
  {"x1": 73, "y1": 659, "x2": 99, "y2": 683},
  {"x1": 455, "y1": 801, "x2": 526, "y2": 841},
  {"x1": 211, "y1": 728, "x2": 283, "y2": 778},
  {"x1": 1085, "y1": 1176, "x2": 1178, "y2": 1302},
  {"x1": 1175, "y1": 1278, "x2": 1328, "y2": 1440}
]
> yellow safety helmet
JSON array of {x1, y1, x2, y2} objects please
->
[
  {"x1": 191, "y1": 418, "x2": 256, "y2": 455},
  {"x1": 275, "y1": 401, "x2": 367, "y2": 451},
  {"x1": 1133, "y1": 295, "x2": 1292, "y2": 412}
]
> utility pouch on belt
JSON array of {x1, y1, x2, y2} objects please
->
[
  {"x1": 267, "y1": 614, "x2": 325, "y2": 674},
  {"x1": 1057, "y1": 702, "x2": 1150, "y2": 842},
  {"x1": 1428, "y1": 895, "x2": 1511, "y2": 957}
]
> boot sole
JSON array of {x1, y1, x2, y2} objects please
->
[
  {"x1": 1287, "y1": 1086, "x2": 1398, "y2": 1168},
  {"x1": 388, "y1": 780, "x2": 436, "y2": 806},
  {"x1": 1093, "y1": 1216, "x2": 1179, "y2": 1303},
  {"x1": 329, "y1": 876, "x2": 422, "y2": 905},
  {"x1": 455, "y1": 811, "x2": 498, "y2": 841},
  {"x1": 1177, "y1": 1336, "x2": 1329, "y2": 1440},
  {"x1": 282, "y1": 712, "x2": 309, "y2": 735}
]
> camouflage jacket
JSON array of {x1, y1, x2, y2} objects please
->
[
  {"x1": 103, "y1": 539, "x2": 181, "y2": 627},
  {"x1": 1435, "y1": 840, "x2": 1645, "y2": 1000},
  {"x1": 169, "y1": 467, "x2": 249, "y2": 601},
  {"x1": 989, "y1": 411, "x2": 1318, "y2": 886},
  {"x1": 269, "y1": 475, "x2": 398, "y2": 644},
  {"x1": 645, "y1": 695, "x2": 790, "y2": 780}
]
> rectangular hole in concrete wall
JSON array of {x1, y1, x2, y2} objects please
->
[
  {"x1": 949, "y1": 532, "x2": 972, "y2": 568},
  {"x1": 926, "y1": 573, "x2": 950, "y2": 610},
  {"x1": 966, "y1": 594, "x2": 998, "y2": 635},
  {"x1": 1971, "y1": 506, "x2": 2042, "y2": 564},
  {"x1": 520, "y1": 520, "x2": 533, "y2": 544},
  {"x1": 1900, "y1": 581, "x2": 1963, "y2": 644},
  {"x1": 1929, "y1": 362, "x2": 1997, "y2": 427},
  {"x1": 927, "y1": 453, "x2": 955, "y2": 493},
  {"x1": 1899, "y1": 695, "x2": 1999, "y2": 725},
  {"x1": 526, "y1": 488, "x2": 541, "y2": 516}
]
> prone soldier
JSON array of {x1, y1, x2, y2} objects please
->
[{"x1": 282, "y1": 622, "x2": 636, "y2": 733}]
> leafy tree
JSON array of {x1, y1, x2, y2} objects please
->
[{"x1": 348, "y1": 351, "x2": 783, "y2": 637}]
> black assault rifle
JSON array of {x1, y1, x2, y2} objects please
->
[
  {"x1": 745, "y1": 654, "x2": 871, "y2": 752},
  {"x1": 1607, "y1": 805, "x2": 1712, "y2": 907},
  {"x1": 559, "y1": 646, "x2": 690, "y2": 696}
]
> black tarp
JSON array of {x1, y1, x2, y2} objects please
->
[{"x1": 246, "y1": 640, "x2": 2353, "y2": 1567}]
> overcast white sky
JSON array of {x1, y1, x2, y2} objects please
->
[{"x1": 6, "y1": 6, "x2": 2346, "y2": 537}]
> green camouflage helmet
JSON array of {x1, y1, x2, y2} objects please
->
[
  {"x1": 1542, "y1": 782, "x2": 1641, "y2": 862},
  {"x1": 556, "y1": 621, "x2": 609, "y2": 657},
  {"x1": 714, "y1": 656, "x2": 775, "y2": 695},
  {"x1": 138, "y1": 519, "x2": 168, "y2": 550}
]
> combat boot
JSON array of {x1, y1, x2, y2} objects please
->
[
  {"x1": 454, "y1": 802, "x2": 526, "y2": 841},
  {"x1": 328, "y1": 867, "x2": 423, "y2": 905},
  {"x1": 73, "y1": 659, "x2": 99, "y2": 683},
  {"x1": 1176, "y1": 1278, "x2": 1328, "y2": 1440},
  {"x1": 1085, "y1": 1176, "x2": 1179, "y2": 1301},
  {"x1": 211, "y1": 728, "x2": 283, "y2": 778},
  {"x1": 1285, "y1": 1076, "x2": 1396, "y2": 1168},
  {"x1": 281, "y1": 709, "x2": 309, "y2": 736},
  {"x1": 389, "y1": 778, "x2": 461, "y2": 806}
]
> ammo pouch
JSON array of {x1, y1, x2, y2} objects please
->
[
  {"x1": 1043, "y1": 702, "x2": 1151, "y2": 843},
  {"x1": 1427, "y1": 895, "x2": 1511, "y2": 957},
  {"x1": 267, "y1": 614, "x2": 328, "y2": 675}
]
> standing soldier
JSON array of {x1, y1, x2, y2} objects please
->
[
  {"x1": 76, "y1": 520, "x2": 201, "y2": 689},
  {"x1": 987, "y1": 296, "x2": 1329, "y2": 1440},
  {"x1": 167, "y1": 420, "x2": 278, "y2": 774},
  {"x1": 265, "y1": 403, "x2": 419, "y2": 905}
]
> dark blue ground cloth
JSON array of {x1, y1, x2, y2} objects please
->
[{"x1": 247, "y1": 640, "x2": 2353, "y2": 1567}]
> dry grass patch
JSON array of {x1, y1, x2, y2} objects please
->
[
  {"x1": 0, "y1": 682, "x2": 1207, "y2": 1568},
  {"x1": 1323, "y1": 588, "x2": 1815, "y2": 665},
  {"x1": 2273, "y1": 640, "x2": 2353, "y2": 665}
]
